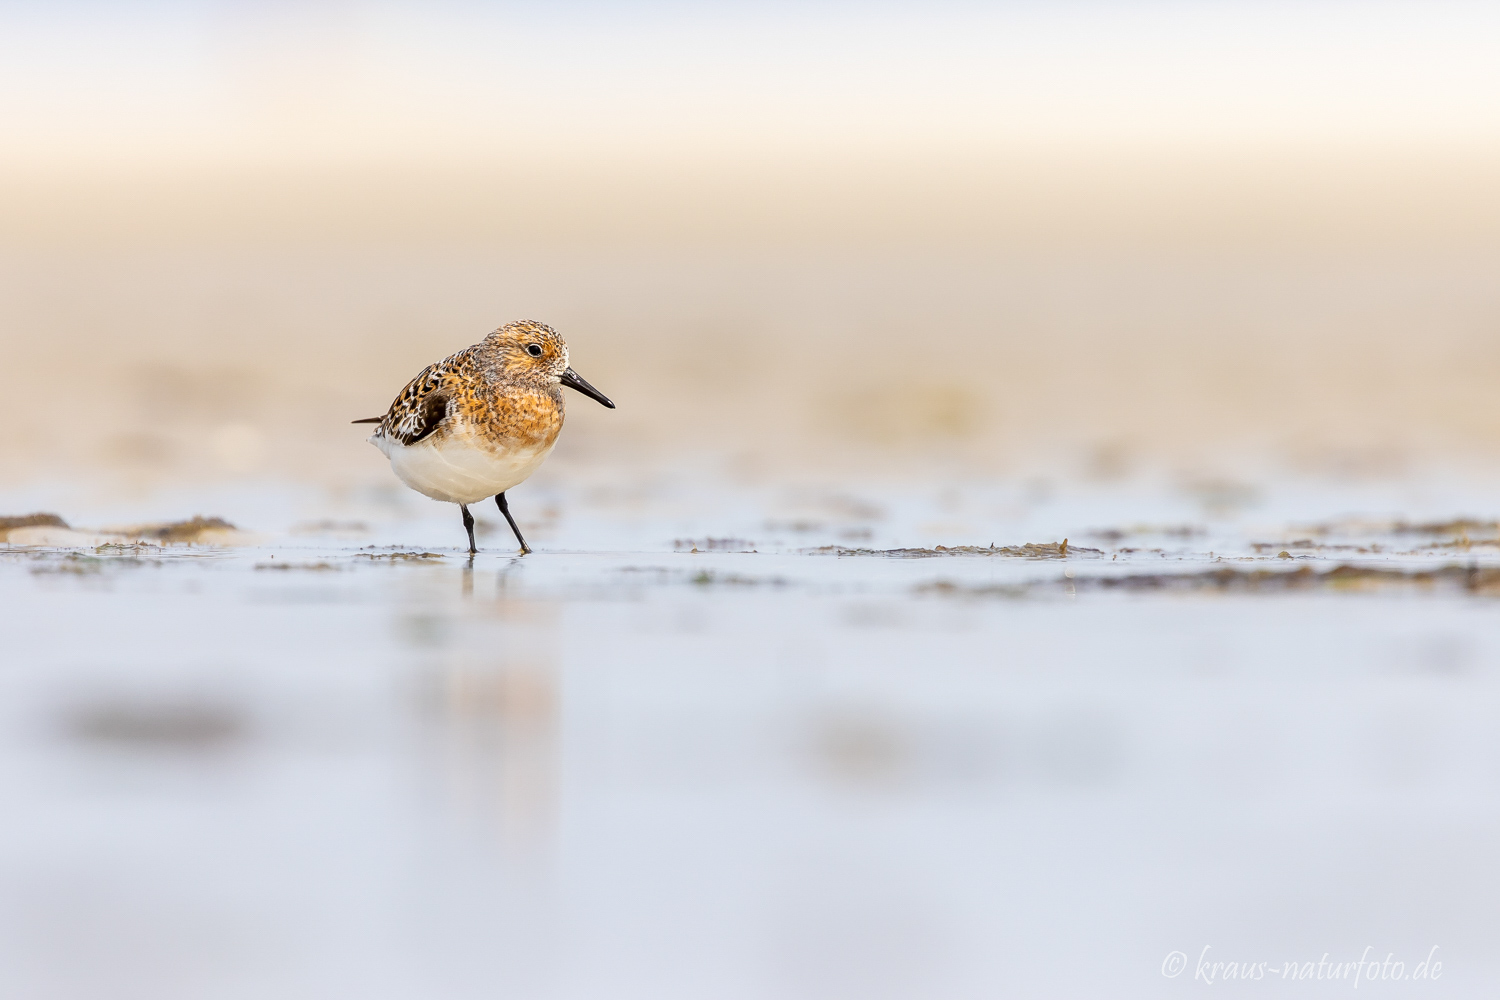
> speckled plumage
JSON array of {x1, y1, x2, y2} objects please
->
[{"x1": 356, "y1": 320, "x2": 615, "y2": 554}]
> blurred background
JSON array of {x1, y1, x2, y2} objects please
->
[
  {"x1": 4, "y1": 0, "x2": 1500, "y2": 489},
  {"x1": 5, "y1": 1, "x2": 1500, "y2": 997}
]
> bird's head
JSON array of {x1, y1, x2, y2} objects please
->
[{"x1": 484, "y1": 320, "x2": 615, "y2": 408}]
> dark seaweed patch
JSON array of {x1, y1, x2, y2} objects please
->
[
  {"x1": 125, "y1": 516, "x2": 237, "y2": 543},
  {"x1": 354, "y1": 551, "x2": 445, "y2": 562},
  {"x1": 808, "y1": 540, "x2": 1100, "y2": 559},
  {"x1": 0, "y1": 513, "x2": 69, "y2": 531},
  {"x1": 921, "y1": 562, "x2": 1500, "y2": 598}
]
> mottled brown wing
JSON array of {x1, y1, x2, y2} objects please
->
[
  {"x1": 391, "y1": 387, "x2": 451, "y2": 445},
  {"x1": 367, "y1": 361, "x2": 459, "y2": 446}
]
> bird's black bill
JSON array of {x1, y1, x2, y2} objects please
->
[{"x1": 560, "y1": 367, "x2": 616, "y2": 408}]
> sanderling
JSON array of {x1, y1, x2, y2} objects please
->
[{"x1": 354, "y1": 320, "x2": 614, "y2": 554}]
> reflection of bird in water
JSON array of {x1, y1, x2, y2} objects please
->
[{"x1": 354, "y1": 320, "x2": 615, "y2": 555}]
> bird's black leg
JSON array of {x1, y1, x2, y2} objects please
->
[
  {"x1": 459, "y1": 503, "x2": 477, "y2": 554},
  {"x1": 495, "y1": 492, "x2": 532, "y2": 555}
]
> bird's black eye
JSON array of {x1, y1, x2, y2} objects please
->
[{"x1": 526, "y1": 344, "x2": 543, "y2": 357}]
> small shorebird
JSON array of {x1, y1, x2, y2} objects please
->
[{"x1": 353, "y1": 320, "x2": 614, "y2": 554}]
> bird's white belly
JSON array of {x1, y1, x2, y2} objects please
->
[{"x1": 374, "y1": 434, "x2": 554, "y2": 505}]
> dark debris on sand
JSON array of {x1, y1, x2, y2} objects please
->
[
  {"x1": 354, "y1": 551, "x2": 445, "y2": 562},
  {"x1": 0, "y1": 513, "x2": 70, "y2": 542},
  {"x1": 1297, "y1": 517, "x2": 1500, "y2": 538},
  {"x1": 921, "y1": 562, "x2": 1500, "y2": 598},
  {"x1": 0, "y1": 513, "x2": 69, "y2": 531},
  {"x1": 809, "y1": 540, "x2": 1100, "y2": 559},
  {"x1": 1091, "y1": 563, "x2": 1500, "y2": 593},
  {"x1": 126, "y1": 516, "x2": 237, "y2": 543},
  {"x1": 1392, "y1": 519, "x2": 1500, "y2": 536}
]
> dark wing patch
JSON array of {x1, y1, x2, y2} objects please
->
[
  {"x1": 368, "y1": 352, "x2": 478, "y2": 446},
  {"x1": 393, "y1": 389, "x2": 451, "y2": 445}
]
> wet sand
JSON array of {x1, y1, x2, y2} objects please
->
[{"x1": 4, "y1": 475, "x2": 1500, "y2": 997}]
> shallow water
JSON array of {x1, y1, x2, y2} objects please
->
[{"x1": 4, "y1": 475, "x2": 1499, "y2": 997}]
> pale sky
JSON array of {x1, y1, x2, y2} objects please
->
[{"x1": 3, "y1": 1, "x2": 1499, "y2": 171}]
